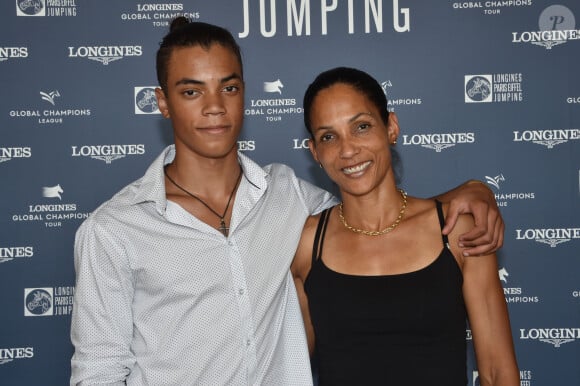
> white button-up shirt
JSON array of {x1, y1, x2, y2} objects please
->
[{"x1": 70, "y1": 145, "x2": 335, "y2": 385}]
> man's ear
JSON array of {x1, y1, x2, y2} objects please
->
[{"x1": 155, "y1": 87, "x2": 170, "y2": 118}]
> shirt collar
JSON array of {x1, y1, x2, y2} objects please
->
[{"x1": 130, "y1": 145, "x2": 268, "y2": 215}]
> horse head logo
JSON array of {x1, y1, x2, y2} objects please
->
[
  {"x1": 498, "y1": 267, "x2": 509, "y2": 283},
  {"x1": 263, "y1": 79, "x2": 284, "y2": 94},
  {"x1": 42, "y1": 184, "x2": 63, "y2": 200}
]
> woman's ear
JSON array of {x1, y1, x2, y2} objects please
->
[{"x1": 387, "y1": 112, "x2": 400, "y2": 144}]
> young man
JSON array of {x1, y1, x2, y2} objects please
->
[{"x1": 70, "y1": 19, "x2": 503, "y2": 385}]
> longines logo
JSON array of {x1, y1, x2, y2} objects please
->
[
  {"x1": 0, "y1": 47, "x2": 28, "y2": 62},
  {"x1": 68, "y1": 45, "x2": 142, "y2": 65},
  {"x1": 381, "y1": 80, "x2": 422, "y2": 112},
  {"x1": 11, "y1": 184, "x2": 90, "y2": 228},
  {"x1": 239, "y1": 0, "x2": 410, "y2": 38},
  {"x1": 0, "y1": 347, "x2": 34, "y2": 365},
  {"x1": 135, "y1": 87, "x2": 160, "y2": 114},
  {"x1": 16, "y1": 0, "x2": 77, "y2": 17},
  {"x1": 292, "y1": 138, "x2": 309, "y2": 150},
  {"x1": 401, "y1": 132, "x2": 475, "y2": 152},
  {"x1": 0, "y1": 246, "x2": 34, "y2": 264},
  {"x1": 498, "y1": 267, "x2": 539, "y2": 304},
  {"x1": 71, "y1": 144, "x2": 145, "y2": 164},
  {"x1": 237, "y1": 140, "x2": 255, "y2": 152},
  {"x1": 24, "y1": 286, "x2": 75, "y2": 317},
  {"x1": 120, "y1": 3, "x2": 200, "y2": 28},
  {"x1": 0, "y1": 147, "x2": 32, "y2": 164},
  {"x1": 513, "y1": 128, "x2": 579, "y2": 149},
  {"x1": 512, "y1": 5, "x2": 579, "y2": 49},
  {"x1": 245, "y1": 78, "x2": 302, "y2": 122},
  {"x1": 465, "y1": 73, "x2": 523, "y2": 103},
  {"x1": 520, "y1": 327, "x2": 580, "y2": 348},
  {"x1": 8, "y1": 89, "x2": 91, "y2": 125},
  {"x1": 515, "y1": 227, "x2": 580, "y2": 247},
  {"x1": 484, "y1": 173, "x2": 535, "y2": 207}
]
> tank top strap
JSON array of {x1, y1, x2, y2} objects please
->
[
  {"x1": 435, "y1": 200, "x2": 450, "y2": 249},
  {"x1": 312, "y1": 207, "x2": 332, "y2": 264}
]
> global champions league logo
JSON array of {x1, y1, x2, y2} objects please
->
[
  {"x1": 483, "y1": 173, "x2": 535, "y2": 208},
  {"x1": 512, "y1": 5, "x2": 579, "y2": 49}
]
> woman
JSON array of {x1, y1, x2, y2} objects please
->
[{"x1": 292, "y1": 67, "x2": 519, "y2": 385}]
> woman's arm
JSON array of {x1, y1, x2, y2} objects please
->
[{"x1": 447, "y1": 211, "x2": 519, "y2": 386}]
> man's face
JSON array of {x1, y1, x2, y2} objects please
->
[{"x1": 156, "y1": 44, "x2": 245, "y2": 161}]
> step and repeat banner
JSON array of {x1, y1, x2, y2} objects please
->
[{"x1": 1, "y1": 1, "x2": 579, "y2": 385}]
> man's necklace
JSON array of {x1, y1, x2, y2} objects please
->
[
  {"x1": 164, "y1": 165, "x2": 242, "y2": 236},
  {"x1": 338, "y1": 189, "x2": 407, "y2": 236}
]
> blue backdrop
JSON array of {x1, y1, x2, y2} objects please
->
[{"x1": 1, "y1": 1, "x2": 579, "y2": 385}]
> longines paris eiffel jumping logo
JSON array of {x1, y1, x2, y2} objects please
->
[
  {"x1": 16, "y1": 0, "x2": 77, "y2": 17},
  {"x1": 135, "y1": 87, "x2": 160, "y2": 114}
]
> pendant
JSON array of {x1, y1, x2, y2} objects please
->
[{"x1": 218, "y1": 218, "x2": 229, "y2": 237}]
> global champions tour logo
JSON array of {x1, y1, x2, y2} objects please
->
[
  {"x1": 11, "y1": 183, "x2": 90, "y2": 228},
  {"x1": 245, "y1": 78, "x2": 303, "y2": 122},
  {"x1": 465, "y1": 73, "x2": 523, "y2": 103},
  {"x1": 512, "y1": 5, "x2": 579, "y2": 49},
  {"x1": 135, "y1": 87, "x2": 160, "y2": 114},
  {"x1": 16, "y1": 0, "x2": 78, "y2": 17},
  {"x1": 24, "y1": 287, "x2": 75, "y2": 316},
  {"x1": 498, "y1": 266, "x2": 539, "y2": 304}
]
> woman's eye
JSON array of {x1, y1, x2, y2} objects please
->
[{"x1": 320, "y1": 133, "x2": 333, "y2": 142}]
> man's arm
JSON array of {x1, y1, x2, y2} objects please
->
[
  {"x1": 70, "y1": 218, "x2": 135, "y2": 386},
  {"x1": 433, "y1": 180, "x2": 504, "y2": 257}
]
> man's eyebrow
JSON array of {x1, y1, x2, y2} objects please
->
[{"x1": 174, "y1": 73, "x2": 242, "y2": 87}]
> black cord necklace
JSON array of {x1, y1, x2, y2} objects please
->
[{"x1": 164, "y1": 165, "x2": 242, "y2": 236}]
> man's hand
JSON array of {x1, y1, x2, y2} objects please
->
[{"x1": 439, "y1": 180, "x2": 504, "y2": 256}]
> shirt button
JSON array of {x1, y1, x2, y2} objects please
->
[
  {"x1": 246, "y1": 339, "x2": 251, "y2": 346},
  {"x1": 238, "y1": 288, "x2": 245, "y2": 295},
  {"x1": 228, "y1": 241, "x2": 234, "y2": 246}
]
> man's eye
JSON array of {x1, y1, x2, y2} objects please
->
[{"x1": 224, "y1": 85, "x2": 239, "y2": 92}]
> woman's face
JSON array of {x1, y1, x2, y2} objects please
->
[{"x1": 308, "y1": 83, "x2": 399, "y2": 198}]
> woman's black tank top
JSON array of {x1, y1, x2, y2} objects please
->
[{"x1": 304, "y1": 200, "x2": 467, "y2": 386}]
